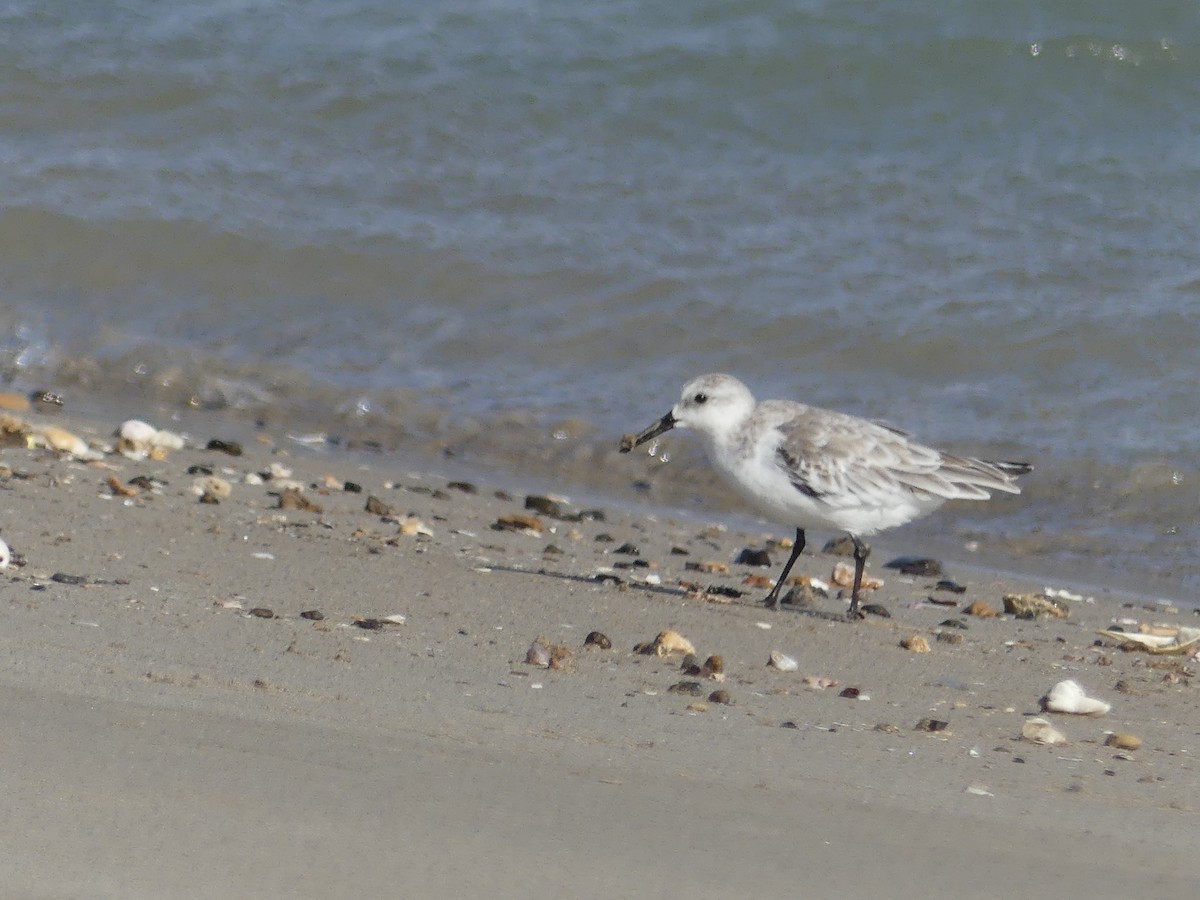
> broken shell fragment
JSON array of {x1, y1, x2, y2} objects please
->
[
  {"x1": 831, "y1": 561, "x2": 883, "y2": 590},
  {"x1": 1021, "y1": 717, "x2": 1068, "y2": 746},
  {"x1": 1105, "y1": 732, "x2": 1142, "y2": 751},
  {"x1": 635, "y1": 629, "x2": 696, "y2": 657},
  {"x1": 31, "y1": 424, "x2": 91, "y2": 458},
  {"x1": 493, "y1": 513, "x2": 546, "y2": 536},
  {"x1": 1096, "y1": 626, "x2": 1200, "y2": 655},
  {"x1": 768, "y1": 650, "x2": 799, "y2": 672},
  {"x1": 193, "y1": 476, "x2": 232, "y2": 503},
  {"x1": 900, "y1": 635, "x2": 931, "y2": 653},
  {"x1": 803, "y1": 675, "x2": 838, "y2": 690},
  {"x1": 0, "y1": 538, "x2": 9, "y2": 569},
  {"x1": 1003, "y1": 592, "x2": 1070, "y2": 620},
  {"x1": 964, "y1": 600, "x2": 998, "y2": 618},
  {"x1": 583, "y1": 631, "x2": 612, "y2": 650},
  {"x1": 1040, "y1": 679, "x2": 1111, "y2": 716}
]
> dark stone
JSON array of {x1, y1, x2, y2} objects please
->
[
  {"x1": 708, "y1": 690, "x2": 733, "y2": 705},
  {"x1": 249, "y1": 608, "x2": 275, "y2": 619},
  {"x1": 706, "y1": 585, "x2": 744, "y2": 599},
  {"x1": 613, "y1": 542, "x2": 640, "y2": 555},
  {"x1": 823, "y1": 536, "x2": 859, "y2": 556},
  {"x1": 668, "y1": 681, "x2": 705, "y2": 696},
  {"x1": 860, "y1": 603, "x2": 891, "y2": 618},
  {"x1": 934, "y1": 579, "x2": 967, "y2": 594},
  {"x1": 735, "y1": 548, "x2": 772, "y2": 567},
  {"x1": 365, "y1": 496, "x2": 395, "y2": 516},
  {"x1": 446, "y1": 481, "x2": 477, "y2": 494},
  {"x1": 884, "y1": 556, "x2": 943, "y2": 577},
  {"x1": 342, "y1": 481, "x2": 363, "y2": 493},
  {"x1": 669, "y1": 546, "x2": 689, "y2": 556},
  {"x1": 524, "y1": 495, "x2": 564, "y2": 517},
  {"x1": 186, "y1": 464, "x2": 214, "y2": 476},
  {"x1": 205, "y1": 439, "x2": 243, "y2": 456},
  {"x1": 838, "y1": 687, "x2": 861, "y2": 699},
  {"x1": 939, "y1": 618, "x2": 969, "y2": 630},
  {"x1": 593, "y1": 573, "x2": 624, "y2": 586},
  {"x1": 300, "y1": 610, "x2": 325, "y2": 621},
  {"x1": 51, "y1": 573, "x2": 88, "y2": 585}
]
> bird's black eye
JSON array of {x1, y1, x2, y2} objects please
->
[{"x1": 693, "y1": 392, "x2": 708, "y2": 404}]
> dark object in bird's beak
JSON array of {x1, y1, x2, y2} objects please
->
[{"x1": 619, "y1": 412, "x2": 677, "y2": 453}]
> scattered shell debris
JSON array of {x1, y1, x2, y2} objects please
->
[
  {"x1": 1021, "y1": 717, "x2": 1068, "y2": 746},
  {"x1": 1041, "y1": 679, "x2": 1111, "y2": 716}
]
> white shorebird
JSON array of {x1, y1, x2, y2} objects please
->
[{"x1": 620, "y1": 374, "x2": 1031, "y2": 618}]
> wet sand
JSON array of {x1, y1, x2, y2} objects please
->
[{"x1": 0, "y1": 407, "x2": 1196, "y2": 898}]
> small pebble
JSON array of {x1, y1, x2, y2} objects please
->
[
  {"x1": 205, "y1": 439, "x2": 243, "y2": 456},
  {"x1": 885, "y1": 557, "x2": 943, "y2": 577},
  {"x1": 249, "y1": 608, "x2": 275, "y2": 619},
  {"x1": 736, "y1": 547, "x2": 772, "y2": 567},
  {"x1": 708, "y1": 690, "x2": 733, "y2": 705},
  {"x1": 300, "y1": 610, "x2": 325, "y2": 621}
]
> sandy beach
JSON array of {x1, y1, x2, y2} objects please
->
[{"x1": 1, "y1": 402, "x2": 1196, "y2": 899}]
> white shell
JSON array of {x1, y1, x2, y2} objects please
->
[
  {"x1": 118, "y1": 419, "x2": 158, "y2": 444},
  {"x1": 767, "y1": 650, "x2": 799, "y2": 671},
  {"x1": 0, "y1": 538, "x2": 9, "y2": 569},
  {"x1": 1022, "y1": 717, "x2": 1068, "y2": 745},
  {"x1": 149, "y1": 428, "x2": 185, "y2": 450},
  {"x1": 1041, "y1": 679, "x2": 1111, "y2": 716}
]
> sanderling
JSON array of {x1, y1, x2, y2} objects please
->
[{"x1": 620, "y1": 374, "x2": 1030, "y2": 618}]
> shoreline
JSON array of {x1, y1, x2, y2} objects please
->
[{"x1": 2, "y1": 399, "x2": 1197, "y2": 897}]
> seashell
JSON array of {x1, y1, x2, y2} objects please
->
[
  {"x1": 900, "y1": 635, "x2": 931, "y2": 653},
  {"x1": 802, "y1": 675, "x2": 837, "y2": 690},
  {"x1": 914, "y1": 718, "x2": 949, "y2": 732},
  {"x1": 768, "y1": 650, "x2": 799, "y2": 671},
  {"x1": 583, "y1": 631, "x2": 612, "y2": 650},
  {"x1": 831, "y1": 560, "x2": 882, "y2": 590},
  {"x1": 1105, "y1": 732, "x2": 1142, "y2": 751},
  {"x1": 703, "y1": 654, "x2": 724, "y2": 674},
  {"x1": 492, "y1": 513, "x2": 546, "y2": 535},
  {"x1": 249, "y1": 607, "x2": 275, "y2": 619},
  {"x1": 149, "y1": 429, "x2": 185, "y2": 451},
  {"x1": 685, "y1": 702, "x2": 709, "y2": 713},
  {"x1": 397, "y1": 516, "x2": 433, "y2": 537},
  {"x1": 106, "y1": 476, "x2": 139, "y2": 498},
  {"x1": 117, "y1": 419, "x2": 158, "y2": 448},
  {"x1": 668, "y1": 681, "x2": 704, "y2": 696},
  {"x1": 1041, "y1": 679, "x2": 1111, "y2": 716},
  {"x1": 1097, "y1": 627, "x2": 1200, "y2": 655},
  {"x1": 265, "y1": 462, "x2": 293, "y2": 480},
  {"x1": 635, "y1": 629, "x2": 696, "y2": 657},
  {"x1": 708, "y1": 689, "x2": 733, "y2": 705},
  {"x1": 0, "y1": 413, "x2": 31, "y2": 447},
  {"x1": 0, "y1": 537, "x2": 9, "y2": 569},
  {"x1": 742, "y1": 574, "x2": 773, "y2": 589},
  {"x1": 964, "y1": 600, "x2": 998, "y2": 618},
  {"x1": 1021, "y1": 717, "x2": 1068, "y2": 745},
  {"x1": 525, "y1": 639, "x2": 552, "y2": 667},
  {"x1": 32, "y1": 424, "x2": 90, "y2": 457},
  {"x1": 193, "y1": 476, "x2": 232, "y2": 500},
  {"x1": 1003, "y1": 592, "x2": 1070, "y2": 620}
]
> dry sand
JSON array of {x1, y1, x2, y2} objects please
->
[{"x1": 0, "y1": 406, "x2": 1196, "y2": 898}]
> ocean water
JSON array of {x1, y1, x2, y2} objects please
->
[{"x1": 2, "y1": 0, "x2": 1199, "y2": 596}]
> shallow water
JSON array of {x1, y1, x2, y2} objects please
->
[{"x1": 2, "y1": 0, "x2": 1199, "y2": 595}]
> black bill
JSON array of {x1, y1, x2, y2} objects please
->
[{"x1": 618, "y1": 412, "x2": 677, "y2": 453}]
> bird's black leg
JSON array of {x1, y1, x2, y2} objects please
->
[
  {"x1": 763, "y1": 528, "x2": 805, "y2": 609},
  {"x1": 847, "y1": 535, "x2": 869, "y2": 619}
]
